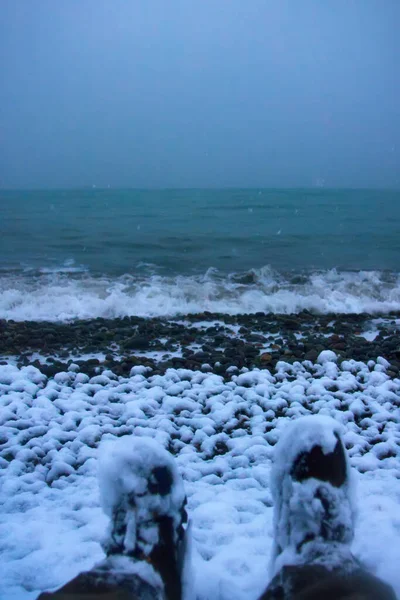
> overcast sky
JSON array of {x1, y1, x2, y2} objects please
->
[{"x1": 1, "y1": 0, "x2": 399, "y2": 189}]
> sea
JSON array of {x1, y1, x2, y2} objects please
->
[{"x1": 1, "y1": 188, "x2": 399, "y2": 321}]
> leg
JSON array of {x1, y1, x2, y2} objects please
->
[
  {"x1": 259, "y1": 416, "x2": 396, "y2": 600},
  {"x1": 37, "y1": 436, "x2": 189, "y2": 600}
]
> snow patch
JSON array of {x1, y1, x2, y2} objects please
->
[{"x1": 0, "y1": 358, "x2": 399, "y2": 599}]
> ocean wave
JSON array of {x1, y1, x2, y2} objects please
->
[{"x1": 0, "y1": 267, "x2": 399, "y2": 321}]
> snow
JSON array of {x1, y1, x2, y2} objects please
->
[
  {"x1": 0, "y1": 356, "x2": 400, "y2": 599},
  {"x1": 359, "y1": 330, "x2": 380, "y2": 342},
  {"x1": 317, "y1": 350, "x2": 338, "y2": 364}
]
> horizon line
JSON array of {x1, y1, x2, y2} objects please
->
[{"x1": 1, "y1": 185, "x2": 400, "y2": 192}]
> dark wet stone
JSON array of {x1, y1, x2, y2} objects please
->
[
  {"x1": 171, "y1": 357, "x2": 187, "y2": 367},
  {"x1": 214, "y1": 441, "x2": 229, "y2": 455},
  {"x1": 191, "y1": 351, "x2": 210, "y2": 362},
  {"x1": 243, "y1": 344, "x2": 258, "y2": 357},
  {"x1": 201, "y1": 344, "x2": 213, "y2": 353},
  {"x1": 387, "y1": 370, "x2": 398, "y2": 379},
  {"x1": 332, "y1": 342, "x2": 347, "y2": 351},
  {"x1": 224, "y1": 347, "x2": 241, "y2": 359},
  {"x1": 283, "y1": 319, "x2": 300, "y2": 330},
  {"x1": 85, "y1": 358, "x2": 100, "y2": 366},
  {"x1": 304, "y1": 349, "x2": 319, "y2": 362},
  {"x1": 40, "y1": 365, "x2": 62, "y2": 378},
  {"x1": 123, "y1": 336, "x2": 150, "y2": 350},
  {"x1": 246, "y1": 334, "x2": 266, "y2": 343}
]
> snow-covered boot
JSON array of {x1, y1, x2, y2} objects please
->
[
  {"x1": 99, "y1": 436, "x2": 190, "y2": 600},
  {"x1": 37, "y1": 436, "x2": 190, "y2": 600},
  {"x1": 259, "y1": 416, "x2": 396, "y2": 600},
  {"x1": 270, "y1": 415, "x2": 357, "y2": 575}
]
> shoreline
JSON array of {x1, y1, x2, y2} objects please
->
[{"x1": 1, "y1": 310, "x2": 399, "y2": 378}]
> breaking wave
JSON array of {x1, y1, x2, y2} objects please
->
[{"x1": 0, "y1": 267, "x2": 399, "y2": 321}]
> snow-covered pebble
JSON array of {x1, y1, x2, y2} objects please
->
[
  {"x1": 317, "y1": 349, "x2": 338, "y2": 364},
  {"x1": 0, "y1": 359, "x2": 399, "y2": 599}
]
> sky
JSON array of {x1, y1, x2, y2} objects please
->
[{"x1": 1, "y1": 0, "x2": 399, "y2": 189}]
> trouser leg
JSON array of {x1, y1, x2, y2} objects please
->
[{"x1": 260, "y1": 564, "x2": 397, "y2": 600}]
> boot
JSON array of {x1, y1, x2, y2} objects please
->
[
  {"x1": 270, "y1": 415, "x2": 356, "y2": 575},
  {"x1": 259, "y1": 416, "x2": 396, "y2": 600},
  {"x1": 37, "y1": 436, "x2": 190, "y2": 600}
]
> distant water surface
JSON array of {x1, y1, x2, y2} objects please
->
[{"x1": 1, "y1": 188, "x2": 399, "y2": 320}]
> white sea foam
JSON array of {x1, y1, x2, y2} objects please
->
[{"x1": 0, "y1": 268, "x2": 399, "y2": 321}]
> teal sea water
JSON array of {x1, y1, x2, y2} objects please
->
[
  {"x1": 1, "y1": 188, "x2": 399, "y2": 274},
  {"x1": 1, "y1": 188, "x2": 399, "y2": 320}
]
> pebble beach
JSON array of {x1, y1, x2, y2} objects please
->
[
  {"x1": 1, "y1": 309, "x2": 400, "y2": 599},
  {"x1": 2, "y1": 310, "x2": 400, "y2": 378}
]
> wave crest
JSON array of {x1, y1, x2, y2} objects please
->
[{"x1": 0, "y1": 267, "x2": 399, "y2": 321}]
